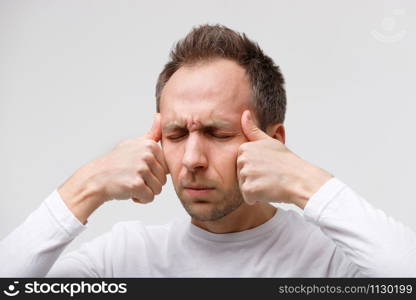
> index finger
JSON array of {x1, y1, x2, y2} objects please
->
[{"x1": 152, "y1": 143, "x2": 170, "y2": 175}]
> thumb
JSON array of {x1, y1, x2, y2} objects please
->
[
  {"x1": 241, "y1": 110, "x2": 269, "y2": 141},
  {"x1": 144, "y1": 113, "x2": 162, "y2": 142}
]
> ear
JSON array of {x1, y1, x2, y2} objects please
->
[{"x1": 265, "y1": 123, "x2": 286, "y2": 144}]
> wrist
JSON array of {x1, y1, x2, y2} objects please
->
[
  {"x1": 294, "y1": 166, "x2": 333, "y2": 210},
  {"x1": 58, "y1": 164, "x2": 105, "y2": 224}
]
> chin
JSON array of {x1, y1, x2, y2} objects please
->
[
  {"x1": 184, "y1": 201, "x2": 217, "y2": 221},
  {"x1": 176, "y1": 186, "x2": 244, "y2": 221},
  {"x1": 183, "y1": 198, "x2": 243, "y2": 222}
]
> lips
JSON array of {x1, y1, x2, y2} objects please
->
[
  {"x1": 183, "y1": 186, "x2": 215, "y2": 197},
  {"x1": 184, "y1": 186, "x2": 215, "y2": 190}
]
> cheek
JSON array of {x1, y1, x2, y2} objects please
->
[{"x1": 212, "y1": 143, "x2": 240, "y2": 184}]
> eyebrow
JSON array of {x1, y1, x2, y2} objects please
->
[{"x1": 163, "y1": 120, "x2": 234, "y2": 132}]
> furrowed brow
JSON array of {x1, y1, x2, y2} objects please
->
[
  {"x1": 163, "y1": 120, "x2": 234, "y2": 132},
  {"x1": 204, "y1": 120, "x2": 233, "y2": 129},
  {"x1": 163, "y1": 121, "x2": 186, "y2": 132}
]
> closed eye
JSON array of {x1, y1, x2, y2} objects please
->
[
  {"x1": 166, "y1": 132, "x2": 232, "y2": 141},
  {"x1": 211, "y1": 133, "x2": 232, "y2": 139},
  {"x1": 166, "y1": 134, "x2": 187, "y2": 140}
]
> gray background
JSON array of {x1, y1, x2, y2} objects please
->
[{"x1": 1, "y1": 0, "x2": 415, "y2": 253}]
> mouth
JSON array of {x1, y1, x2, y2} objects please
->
[{"x1": 183, "y1": 186, "x2": 215, "y2": 197}]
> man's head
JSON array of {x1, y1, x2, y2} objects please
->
[{"x1": 155, "y1": 24, "x2": 286, "y2": 222}]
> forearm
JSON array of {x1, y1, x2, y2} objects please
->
[
  {"x1": 58, "y1": 161, "x2": 106, "y2": 224},
  {"x1": 304, "y1": 178, "x2": 416, "y2": 277},
  {"x1": 291, "y1": 164, "x2": 334, "y2": 210},
  {"x1": 0, "y1": 190, "x2": 86, "y2": 277}
]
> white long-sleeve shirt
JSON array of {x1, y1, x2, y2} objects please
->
[{"x1": 1, "y1": 177, "x2": 415, "y2": 277}]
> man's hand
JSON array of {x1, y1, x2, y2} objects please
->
[
  {"x1": 237, "y1": 110, "x2": 333, "y2": 209},
  {"x1": 58, "y1": 113, "x2": 169, "y2": 223}
]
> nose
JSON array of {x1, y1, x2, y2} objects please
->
[{"x1": 182, "y1": 133, "x2": 208, "y2": 172}]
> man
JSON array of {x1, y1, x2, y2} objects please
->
[{"x1": 1, "y1": 24, "x2": 415, "y2": 277}]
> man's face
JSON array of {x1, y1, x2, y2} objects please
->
[{"x1": 160, "y1": 58, "x2": 252, "y2": 222}]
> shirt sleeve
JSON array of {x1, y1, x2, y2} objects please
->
[
  {"x1": 303, "y1": 177, "x2": 416, "y2": 277},
  {"x1": 0, "y1": 190, "x2": 88, "y2": 277}
]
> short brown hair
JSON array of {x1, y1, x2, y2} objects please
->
[{"x1": 155, "y1": 24, "x2": 287, "y2": 130}]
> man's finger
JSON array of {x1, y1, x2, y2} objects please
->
[
  {"x1": 143, "y1": 171, "x2": 163, "y2": 196},
  {"x1": 152, "y1": 146, "x2": 170, "y2": 175},
  {"x1": 145, "y1": 113, "x2": 162, "y2": 142},
  {"x1": 241, "y1": 110, "x2": 270, "y2": 141},
  {"x1": 131, "y1": 181, "x2": 154, "y2": 203},
  {"x1": 143, "y1": 113, "x2": 169, "y2": 174},
  {"x1": 148, "y1": 159, "x2": 168, "y2": 185}
]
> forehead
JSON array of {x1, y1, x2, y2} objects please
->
[{"x1": 160, "y1": 59, "x2": 251, "y2": 126}]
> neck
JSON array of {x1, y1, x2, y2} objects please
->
[{"x1": 191, "y1": 202, "x2": 278, "y2": 234}]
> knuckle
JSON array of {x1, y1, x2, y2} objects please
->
[
  {"x1": 142, "y1": 152, "x2": 155, "y2": 164},
  {"x1": 242, "y1": 182, "x2": 258, "y2": 196},
  {"x1": 239, "y1": 143, "x2": 249, "y2": 153},
  {"x1": 241, "y1": 184, "x2": 249, "y2": 195},
  {"x1": 155, "y1": 184, "x2": 162, "y2": 195},
  {"x1": 137, "y1": 165, "x2": 151, "y2": 176},
  {"x1": 144, "y1": 193, "x2": 155, "y2": 202},
  {"x1": 132, "y1": 197, "x2": 146, "y2": 204},
  {"x1": 237, "y1": 147, "x2": 244, "y2": 156},
  {"x1": 237, "y1": 155, "x2": 247, "y2": 166},
  {"x1": 239, "y1": 161, "x2": 252, "y2": 175},
  {"x1": 129, "y1": 176, "x2": 145, "y2": 190},
  {"x1": 143, "y1": 139, "x2": 156, "y2": 149},
  {"x1": 238, "y1": 168, "x2": 248, "y2": 178}
]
